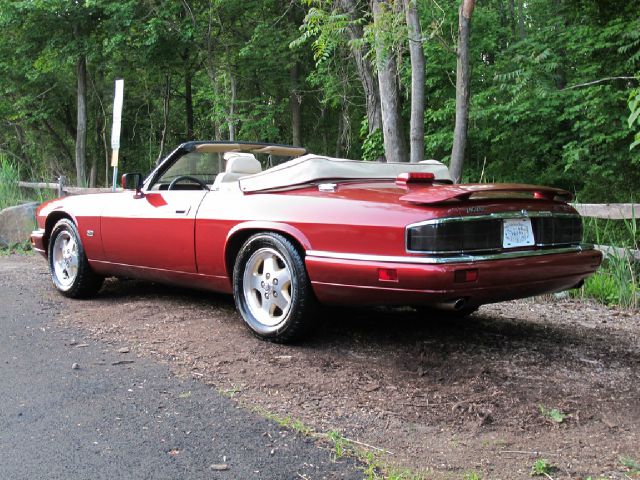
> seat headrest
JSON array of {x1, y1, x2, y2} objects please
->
[{"x1": 224, "y1": 153, "x2": 262, "y2": 174}]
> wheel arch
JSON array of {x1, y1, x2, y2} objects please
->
[
  {"x1": 44, "y1": 210, "x2": 77, "y2": 253},
  {"x1": 223, "y1": 222, "x2": 311, "y2": 279}
]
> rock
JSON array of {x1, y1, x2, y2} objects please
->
[
  {"x1": 210, "y1": 464, "x2": 229, "y2": 471},
  {"x1": 71, "y1": 363, "x2": 80, "y2": 370},
  {"x1": 117, "y1": 347, "x2": 130, "y2": 353},
  {"x1": 0, "y1": 202, "x2": 38, "y2": 248}
]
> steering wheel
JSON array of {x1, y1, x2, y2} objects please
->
[{"x1": 167, "y1": 175, "x2": 209, "y2": 190}]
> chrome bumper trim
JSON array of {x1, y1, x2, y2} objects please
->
[{"x1": 306, "y1": 244, "x2": 596, "y2": 265}]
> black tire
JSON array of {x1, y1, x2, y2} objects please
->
[
  {"x1": 48, "y1": 218, "x2": 104, "y2": 298},
  {"x1": 232, "y1": 232, "x2": 316, "y2": 343}
]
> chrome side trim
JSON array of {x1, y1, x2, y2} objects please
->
[{"x1": 306, "y1": 244, "x2": 595, "y2": 265}]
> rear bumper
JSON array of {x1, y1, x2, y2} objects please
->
[
  {"x1": 30, "y1": 229, "x2": 47, "y2": 257},
  {"x1": 305, "y1": 245, "x2": 603, "y2": 307}
]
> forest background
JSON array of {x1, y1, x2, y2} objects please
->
[{"x1": 0, "y1": 0, "x2": 639, "y2": 203}]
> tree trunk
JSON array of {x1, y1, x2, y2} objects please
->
[
  {"x1": 372, "y1": 0, "x2": 407, "y2": 163},
  {"x1": 450, "y1": 0, "x2": 476, "y2": 184},
  {"x1": 517, "y1": 0, "x2": 525, "y2": 39},
  {"x1": 508, "y1": 0, "x2": 516, "y2": 37},
  {"x1": 404, "y1": 0, "x2": 425, "y2": 163},
  {"x1": 184, "y1": 69, "x2": 194, "y2": 140},
  {"x1": 227, "y1": 69, "x2": 236, "y2": 141},
  {"x1": 336, "y1": 0, "x2": 382, "y2": 135},
  {"x1": 75, "y1": 56, "x2": 87, "y2": 187},
  {"x1": 157, "y1": 75, "x2": 171, "y2": 165},
  {"x1": 290, "y1": 62, "x2": 302, "y2": 146}
]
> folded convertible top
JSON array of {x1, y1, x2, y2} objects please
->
[{"x1": 238, "y1": 154, "x2": 453, "y2": 192}]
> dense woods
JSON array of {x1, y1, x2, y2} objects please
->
[{"x1": 0, "y1": 0, "x2": 638, "y2": 201}]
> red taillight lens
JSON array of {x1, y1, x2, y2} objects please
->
[
  {"x1": 378, "y1": 268, "x2": 398, "y2": 282},
  {"x1": 454, "y1": 269, "x2": 478, "y2": 283},
  {"x1": 396, "y1": 172, "x2": 435, "y2": 186}
]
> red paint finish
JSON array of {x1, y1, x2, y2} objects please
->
[
  {"x1": 100, "y1": 191, "x2": 207, "y2": 273},
  {"x1": 32, "y1": 176, "x2": 600, "y2": 312},
  {"x1": 306, "y1": 250, "x2": 602, "y2": 306}
]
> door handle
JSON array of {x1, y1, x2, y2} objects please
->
[{"x1": 174, "y1": 205, "x2": 191, "y2": 215}]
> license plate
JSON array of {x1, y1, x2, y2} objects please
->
[{"x1": 503, "y1": 218, "x2": 535, "y2": 248}]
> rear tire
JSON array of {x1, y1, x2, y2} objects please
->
[
  {"x1": 48, "y1": 219, "x2": 103, "y2": 298},
  {"x1": 232, "y1": 233, "x2": 315, "y2": 343}
]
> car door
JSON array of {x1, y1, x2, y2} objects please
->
[{"x1": 100, "y1": 150, "x2": 219, "y2": 273}]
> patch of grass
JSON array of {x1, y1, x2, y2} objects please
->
[
  {"x1": 538, "y1": 405, "x2": 566, "y2": 424},
  {"x1": 463, "y1": 472, "x2": 482, "y2": 480},
  {"x1": 248, "y1": 406, "x2": 426, "y2": 479},
  {"x1": 327, "y1": 430, "x2": 350, "y2": 459},
  {"x1": 0, "y1": 154, "x2": 23, "y2": 210},
  {"x1": 573, "y1": 214, "x2": 639, "y2": 309},
  {"x1": 621, "y1": 456, "x2": 640, "y2": 475},
  {"x1": 530, "y1": 458, "x2": 556, "y2": 477},
  {"x1": 0, "y1": 241, "x2": 33, "y2": 256},
  {"x1": 218, "y1": 385, "x2": 241, "y2": 398}
]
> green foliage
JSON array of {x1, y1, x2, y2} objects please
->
[
  {"x1": 463, "y1": 472, "x2": 482, "y2": 480},
  {"x1": 0, "y1": 0, "x2": 638, "y2": 205},
  {"x1": 629, "y1": 86, "x2": 640, "y2": 151},
  {"x1": 530, "y1": 458, "x2": 555, "y2": 477},
  {"x1": 360, "y1": 120, "x2": 385, "y2": 161},
  {"x1": 538, "y1": 405, "x2": 566, "y2": 424}
]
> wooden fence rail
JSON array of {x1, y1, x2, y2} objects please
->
[{"x1": 18, "y1": 178, "x2": 121, "y2": 195}]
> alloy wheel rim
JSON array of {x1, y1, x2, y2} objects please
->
[
  {"x1": 242, "y1": 247, "x2": 293, "y2": 327},
  {"x1": 52, "y1": 231, "x2": 79, "y2": 288}
]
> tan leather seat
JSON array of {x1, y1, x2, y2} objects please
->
[{"x1": 212, "y1": 152, "x2": 262, "y2": 188}]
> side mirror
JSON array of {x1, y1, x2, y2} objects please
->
[{"x1": 121, "y1": 173, "x2": 144, "y2": 196}]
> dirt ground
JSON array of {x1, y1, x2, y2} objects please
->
[{"x1": 17, "y1": 253, "x2": 638, "y2": 479}]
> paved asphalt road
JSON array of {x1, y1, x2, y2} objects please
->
[{"x1": 0, "y1": 256, "x2": 362, "y2": 480}]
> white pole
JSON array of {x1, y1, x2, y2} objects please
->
[{"x1": 111, "y1": 79, "x2": 124, "y2": 191}]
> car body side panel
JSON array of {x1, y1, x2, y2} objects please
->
[{"x1": 100, "y1": 190, "x2": 207, "y2": 273}]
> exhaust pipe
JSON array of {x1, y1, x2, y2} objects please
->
[
  {"x1": 434, "y1": 298, "x2": 467, "y2": 312},
  {"x1": 569, "y1": 279, "x2": 585, "y2": 290}
]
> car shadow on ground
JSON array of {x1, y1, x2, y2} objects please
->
[{"x1": 93, "y1": 277, "x2": 638, "y2": 375}]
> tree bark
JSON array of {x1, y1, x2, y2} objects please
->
[
  {"x1": 336, "y1": 0, "x2": 382, "y2": 136},
  {"x1": 290, "y1": 62, "x2": 302, "y2": 146},
  {"x1": 184, "y1": 68, "x2": 194, "y2": 139},
  {"x1": 508, "y1": 0, "x2": 516, "y2": 37},
  {"x1": 75, "y1": 55, "x2": 87, "y2": 187},
  {"x1": 404, "y1": 0, "x2": 425, "y2": 163},
  {"x1": 517, "y1": 0, "x2": 525, "y2": 39},
  {"x1": 450, "y1": 0, "x2": 476, "y2": 184},
  {"x1": 227, "y1": 69, "x2": 236, "y2": 141},
  {"x1": 156, "y1": 75, "x2": 171, "y2": 165},
  {"x1": 372, "y1": 0, "x2": 407, "y2": 163}
]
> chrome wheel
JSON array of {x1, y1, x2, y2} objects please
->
[
  {"x1": 51, "y1": 230, "x2": 79, "y2": 289},
  {"x1": 242, "y1": 247, "x2": 293, "y2": 327}
]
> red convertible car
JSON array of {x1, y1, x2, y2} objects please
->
[{"x1": 32, "y1": 141, "x2": 602, "y2": 342}]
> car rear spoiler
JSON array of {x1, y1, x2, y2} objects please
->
[{"x1": 399, "y1": 183, "x2": 573, "y2": 204}]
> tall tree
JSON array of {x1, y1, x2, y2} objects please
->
[
  {"x1": 450, "y1": 0, "x2": 476, "y2": 183},
  {"x1": 336, "y1": 0, "x2": 383, "y2": 138},
  {"x1": 372, "y1": 0, "x2": 407, "y2": 163},
  {"x1": 75, "y1": 55, "x2": 88, "y2": 186},
  {"x1": 403, "y1": 0, "x2": 425, "y2": 163}
]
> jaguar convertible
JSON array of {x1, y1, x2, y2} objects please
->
[{"x1": 31, "y1": 141, "x2": 602, "y2": 342}]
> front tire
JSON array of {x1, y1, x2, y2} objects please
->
[
  {"x1": 232, "y1": 233, "x2": 315, "y2": 343},
  {"x1": 48, "y1": 218, "x2": 103, "y2": 298}
]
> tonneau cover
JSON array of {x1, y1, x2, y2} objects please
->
[{"x1": 238, "y1": 154, "x2": 452, "y2": 192}]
